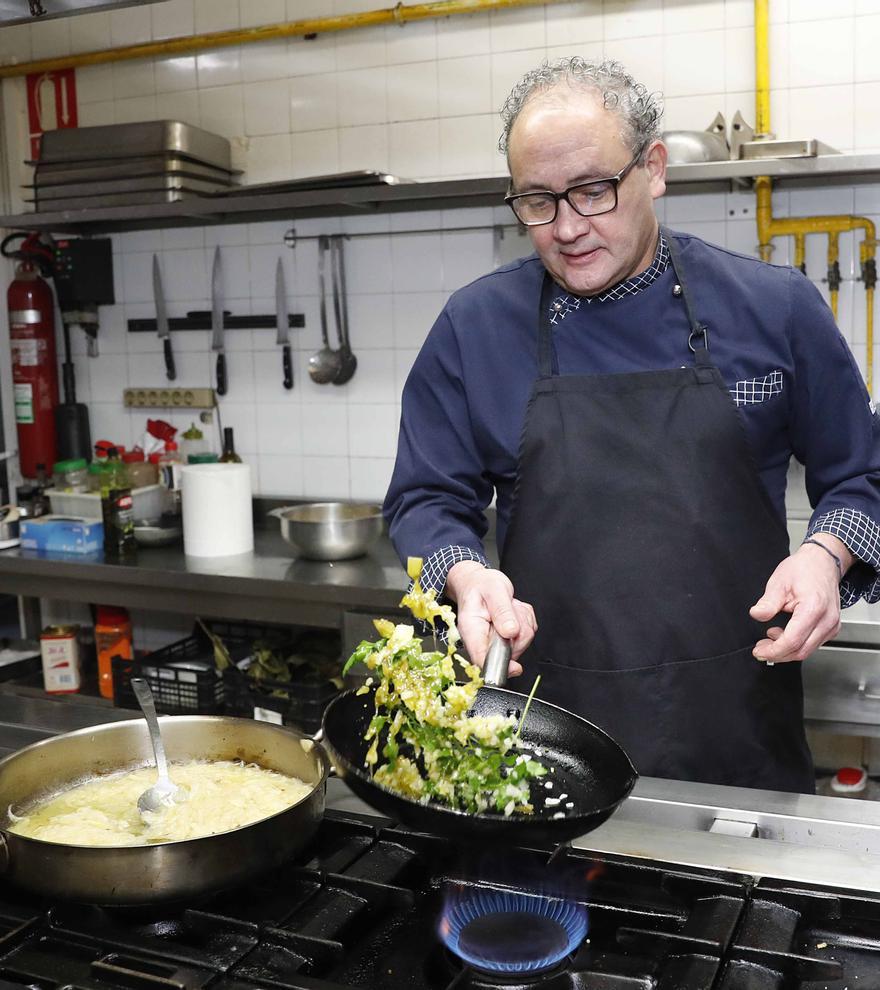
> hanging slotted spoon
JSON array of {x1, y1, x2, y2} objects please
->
[{"x1": 308, "y1": 234, "x2": 343, "y2": 384}]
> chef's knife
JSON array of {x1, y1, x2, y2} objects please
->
[
  {"x1": 152, "y1": 254, "x2": 176, "y2": 381},
  {"x1": 210, "y1": 246, "x2": 227, "y2": 396},
  {"x1": 275, "y1": 258, "x2": 293, "y2": 390}
]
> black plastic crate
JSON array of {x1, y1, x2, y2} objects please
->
[
  {"x1": 223, "y1": 629, "x2": 343, "y2": 733},
  {"x1": 111, "y1": 619, "x2": 276, "y2": 715},
  {"x1": 224, "y1": 669, "x2": 339, "y2": 734}
]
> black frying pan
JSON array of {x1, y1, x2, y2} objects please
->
[{"x1": 321, "y1": 637, "x2": 637, "y2": 844}]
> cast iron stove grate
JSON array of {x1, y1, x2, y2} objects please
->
[{"x1": 0, "y1": 812, "x2": 874, "y2": 989}]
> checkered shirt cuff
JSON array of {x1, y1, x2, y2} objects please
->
[
  {"x1": 418, "y1": 545, "x2": 489, "y2": 598},
  {"x1": 807, "y1": 508, "x2": 880, "y2": 606},
  {"x1": 405, "y1": 546, "x2": 488, "y2": 645}
]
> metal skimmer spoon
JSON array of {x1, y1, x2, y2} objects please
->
[
  {"x1": 308, "y1": 234, "x2": 343, "y2": 384},
  {"x1": 131, "y1": 677, "x2": 183, "y2": 815}
]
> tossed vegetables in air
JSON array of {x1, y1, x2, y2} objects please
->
[{"x1": 343, "y1": 557, "x2": 547, "y2": 816}]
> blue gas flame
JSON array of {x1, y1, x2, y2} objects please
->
[{"x1": 439, "y1": 887, "x2": 588, "y2": 974}]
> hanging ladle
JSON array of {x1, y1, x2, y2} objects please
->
[
  {"x1": 308, "y1": 234, "x2": 343, "y2": 385},
  {"x1": 131, "y1": 677, "x2": 183, "y2": 815},
  {"x1": 330, "y1": 234, "x2": 357, "y2": 386}
]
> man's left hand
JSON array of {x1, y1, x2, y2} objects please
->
[{"x1": 749, "y1": 535, "x2": 853, "y2": 663}]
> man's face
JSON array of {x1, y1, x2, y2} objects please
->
[{"x1": 507, "y1": 90, "x2": 667, "y2": 296}]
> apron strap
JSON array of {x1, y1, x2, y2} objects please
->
[
  {"x1": 538, "y1": 274, "x2": 559, "y2": 377},
  {"x1": 663, "y1": 227, "x2": 711, "y2": 365}
]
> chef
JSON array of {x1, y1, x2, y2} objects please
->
[{"x1": 384, "y1": 57, "x2": 880, "y2": 792}]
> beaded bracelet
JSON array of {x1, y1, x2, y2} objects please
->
[{"x1": 802, "y1": 538, "x2": 843, "y2": 579}]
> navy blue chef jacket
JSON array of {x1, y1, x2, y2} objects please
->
[{"x1": 384, "y1": 230, "x2": 880, "y2": 606}]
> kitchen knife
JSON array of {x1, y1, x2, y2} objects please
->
[
  {"x1": 210, "y1": 246, "x2": 227, "y2": 396},
  {"x1": 152, "y1": 254, "x2": 176, "y2": 381},
  {"x1": 275, "y1": 258, "x2": 293, "y2": 390}
]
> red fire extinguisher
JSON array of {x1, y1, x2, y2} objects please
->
[{"x1": 3, "y1": 233, "x2": 59, "y2": 479}]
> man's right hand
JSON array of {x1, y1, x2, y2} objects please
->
[{"x1": 444, "y1": 561, "x2": 537, "y2": 676}]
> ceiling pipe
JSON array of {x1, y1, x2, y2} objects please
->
[{"x1": 0, "y1": 0, "x2": 558, "y2": 79}]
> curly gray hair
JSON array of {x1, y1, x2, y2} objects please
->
[{"x1": 498, "y1": 57, "x2": 663, "y2": 160}]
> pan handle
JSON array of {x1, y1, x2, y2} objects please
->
[
  {"x1": 309, "y1": 727, "x2": 337, "y2": 777},
  {"x1": 483, "y1": 634, "x2": 511, "y2": 688}
]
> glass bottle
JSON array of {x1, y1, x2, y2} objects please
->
[
  {"x1": 158, "y1": 441, "x2": 184, "y2": 514},
  {"x1": 32, "y1": 463, "x2": 51, "y2": 516},
  {"x1": 100, "y1": 446, "x2": 136, "y2": 561},
  {"x1": 218, "y1": 427, "x2": 242, "y2": 464},
  {"x1": 123, "y1": 450, "x2": 157, "y2": 489},
  {"x1": 181, "y1": 422, "x2": 208, "y2": 462},
  {"x1": 105, "y1": 446, "x2": 127, "y2": 489}
]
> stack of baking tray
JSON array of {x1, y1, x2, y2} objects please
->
[{"x1": 26, "y1": 121, "x2": 239, "y2": 212}]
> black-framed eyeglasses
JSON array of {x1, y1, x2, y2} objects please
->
[{"x1": 504, "y1": 144, "x2": 647, "y2": 226}]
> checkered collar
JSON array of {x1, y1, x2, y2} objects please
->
[{"x1": 548, "y1": 231, "x2": 669, "y2": 324}]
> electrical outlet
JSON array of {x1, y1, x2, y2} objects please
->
[{"x1": 123, "y1": 387, "x2": 216, "y2": 409}]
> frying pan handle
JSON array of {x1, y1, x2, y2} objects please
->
[{"x1": 483, "y1": 634, "x2": 511, "y2": 687}]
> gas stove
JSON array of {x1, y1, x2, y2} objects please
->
[{"x1": 0, "y1": 811, "x2": 876, "y2": 990}]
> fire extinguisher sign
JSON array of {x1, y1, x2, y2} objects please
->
[
  {"x1": 25, "y1": 69, "x2": 78, "y2": 161},
  {"x1": 14, "y1": 383, "x2": 34, "y2": 425}
]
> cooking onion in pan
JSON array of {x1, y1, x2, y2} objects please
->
[{"x1": 8, "y1": 759, "x2": 311, "y2": 847}]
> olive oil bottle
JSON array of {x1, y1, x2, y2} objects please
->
[
  {"x1": 100, "y1": 447, "x2": 136, "y2": 560},
  {"x1": 218, "y1": 427, "x2": 242, "y2": 464}
]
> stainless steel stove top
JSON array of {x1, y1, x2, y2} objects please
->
[
  {"x1": 0, "y1": 809, "x2": 877, "y2": 990},
  {"x1": 328, "y1": 775, "x2": 880, "y2": 893}
]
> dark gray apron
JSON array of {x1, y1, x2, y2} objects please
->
[{"x1": 500, "y1": 231, "x2": 815, "y2": 792}]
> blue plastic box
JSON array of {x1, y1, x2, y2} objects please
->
[{"x1": 20, "y1": 515, "x2": 104, "y2": 554}]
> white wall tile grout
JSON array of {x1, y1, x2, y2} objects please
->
[{"x1": 3, "y1": 0, "x2": 878, "y2": 502}]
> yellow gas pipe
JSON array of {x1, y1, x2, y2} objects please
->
[
  {"x1": 0, "y1": 0, "x2": 555, "y2": 78},
  {"x1": 754, "y1": 0, "x2": 876, "y2": 392},
  {"x1": 793, "y1": 233, "x2": 806, "y2": 274},
  {"x1": 828, "y1": 232, "x2": 840, "y2": 320}
]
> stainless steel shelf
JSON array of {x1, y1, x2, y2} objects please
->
[
  {"x1": 669, "y1": 151, "x2": 880, "y2": 181},
  {"x1": 0, "y1": 176, "x2": 510, "y2": 234},
  {"x1": 3, "y1": 154, "x2": 880, "y2": 234}
]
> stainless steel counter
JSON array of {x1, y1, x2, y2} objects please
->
[
  {"x1": 0, "y1": 528, "x2": 410, "y2": 630},
  {"x1": 0, "y1": 688, "x2": 137, "y2": 757}
]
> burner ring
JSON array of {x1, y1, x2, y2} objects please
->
[{"x1": 440, "y1": 889, "x2": 587, "y2": 974}]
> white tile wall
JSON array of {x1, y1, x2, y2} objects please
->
[{"x1": 1, "y1": 0, "x2": 879, "y2": 509}]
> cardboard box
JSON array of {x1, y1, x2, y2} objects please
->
[{"x1": 20, "y1": 515, "x2": 103, "y2": 554}]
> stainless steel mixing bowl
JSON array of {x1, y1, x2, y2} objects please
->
[{"x1": 269, "y1": 502, "x2": 383, "y2": 560}]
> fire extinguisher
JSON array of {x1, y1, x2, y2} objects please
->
[{"x1": 2, "y1": 233, "x2": 58, "y2": 479}]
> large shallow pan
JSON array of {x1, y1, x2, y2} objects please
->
[
  {"x1": 322, "y1": 638, "x2": 637, "y2": 845},
  {"x1": 0, "y1": 715, "x2": 329, "y2": 904}
]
